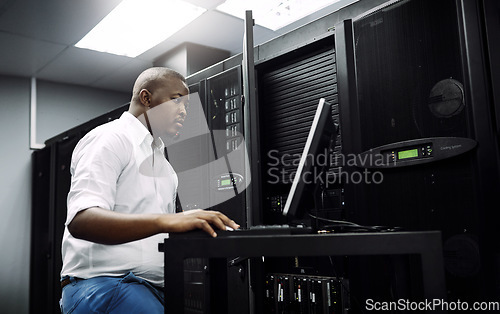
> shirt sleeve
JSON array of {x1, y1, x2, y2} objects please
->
[{"x1": 65, "y1": 129, "x2": 129, "y2": 226}]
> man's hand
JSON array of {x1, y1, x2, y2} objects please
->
[
  {"x1": 68, "y1": 207, "x2": 240, "y2": 245},
  {"x1": 159, "y1": 209, "x2": 240, "y2": 237}
]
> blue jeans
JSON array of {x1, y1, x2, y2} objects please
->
[{"x1": 60, "y1": 272, "x2": 164, "y2": 313}]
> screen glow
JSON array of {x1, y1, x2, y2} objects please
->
[{"x1": 398, "y1": 148, "x2": 419, "y2": 160}]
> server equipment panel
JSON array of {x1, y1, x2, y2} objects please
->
[
  {"x1": 256, "y1": 36, "x2": 343, "y2": 226},
  {"x1": 264, "y1": 273, "x2": 350, "y2": 314},
  {"x1": 336, "y1": 0, "x2": 500, "y2": 303}
]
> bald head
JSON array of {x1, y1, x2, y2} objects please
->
[{"x1": 131, "y1": 67, "x2": 186, "y2": 105}]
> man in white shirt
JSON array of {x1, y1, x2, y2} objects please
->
[{"x1": 60, "y1": 67, "x2": 239, "y2": 313}]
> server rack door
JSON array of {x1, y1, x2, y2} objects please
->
[
  {"x1": 30, "y1": 147, "x2": 51, "y2": 314},
  {"x1": 30, "y1": 105, "x2": 128, "y2": 313},
  {"x1": 206, "y1": 66, "x2": 250, "y2": 314},
  {"x1": 206, "y1": 66, "x2": 247, "y2": 226},
  {"x1": 337, "y1": 0, "x2": 500, "y2": 302},
  {"x1": 256, "y1": 36, "x2": 340, "y2": 226}
]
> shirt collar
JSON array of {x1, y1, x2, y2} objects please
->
[
  {"x1": 120, "y1": 111, "x2": 166, "y2": 150},
  {"x1": 120, "y1": 111, "x2": 152, "y2": 146},
  {"x1": 152, "y1": 137, "x2": 165, "y2": 150}
]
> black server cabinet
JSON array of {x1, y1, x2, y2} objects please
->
[
  {"x1": 180, "y1": 67, "x2": 250, "y2": 313},
  {"x1": 174, "y1": 76, "x2": 248, "y2": 314},
  {"x1": 206, "y1": 67, "x2": 251, "y2": 314},
  {"x1": 336, "y1": 0, "x2": 500, "y2": 303},
  {"x1": 252, "y1": 34, "x2": 352, "y2": 314},
  {"x1": 171, "y1": 80, "x2": 211, "y2": 213},
  {"x1": 30, "y1": 147, "x2": 52, "y2": 313},
  {"x1": 256, "y1": 35, "x2": 342, "y2": 226},
  {"x1": 205, "y1": 66, "x2": 247, "y2": 226},
  {"x1": 173, "y1": 80, "x2": 213, "y2": 314},
  {"x1": 30, "y1": 105, "x2": 128, "y2": 314}
]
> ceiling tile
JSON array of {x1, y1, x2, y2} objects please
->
[
  {"x1": 138, "y1": 39, "x2": 183, "y2": 62},
  {"x1": 36, "y1": 46, "x2": 132, "y2": 86},
  {"x1": 0, "y1": 0, "x2": 15, "y2": 15},
  {"x1": 0, "y1": 0, "x2": 123, "y2": 45},
  {"x1": 178, "y1": 11, "x2": 247, "y2": 53},
  {"x1": 90, "y1": 58, "x2": 153, "y2": 93},
  {"x1": 0, "y1": 32, "x2": 66, "y2": 77},
  {"x1": 183, "y1": 0, "x2": 226, "y2": 10},
  {"x1": 0, "y1": 0, "x2": 347, "y2": 91}
]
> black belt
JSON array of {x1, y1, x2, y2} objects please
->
[{"x1": 61, "y1": 277, "x2": 80, "y2": 289}]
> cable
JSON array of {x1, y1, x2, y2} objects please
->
[{"x1": 308, "y1": 213, "x2": 403, "y2": 233}]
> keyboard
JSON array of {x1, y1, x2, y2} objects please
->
[{"x1": 169, "y1": 224, "x2": 313, "y2": 238}]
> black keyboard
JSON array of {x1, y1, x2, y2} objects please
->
[{"x1": 169, "y1": 224, "x2": 312, "y2": 238}]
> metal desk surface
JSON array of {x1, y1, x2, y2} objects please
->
[{"x1": 159, "y1": 231, "x2": 446, "y2": 313}]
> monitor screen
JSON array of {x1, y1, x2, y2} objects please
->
[{"x1": 282, "y1": 98, "x2": 338, "y2": 220}]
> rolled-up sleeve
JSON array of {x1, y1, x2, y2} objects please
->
[{"x1": 65, "y1": 130, "x2": 128, "y2": 226}]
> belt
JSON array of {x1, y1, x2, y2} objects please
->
[{"x1": 61, "y1": 277, "x2": 80, "y2": 289}]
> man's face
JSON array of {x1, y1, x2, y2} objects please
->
[{"x1": 147, "y1": 77, "x2": 189, "y2": 138}]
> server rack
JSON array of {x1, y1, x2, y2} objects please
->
[
  {"x1": 30, "y1": 104, "x2": 128, "y2": 314},
  {"x1": 179, "y1": 67, "x2": 250, "y2": 314},
  {"x1": 336, "y1": 0, "x2": 500, "y2": 304},
  {"x1": 256, "y1": 35, "x2": 342, "y2": 226}
]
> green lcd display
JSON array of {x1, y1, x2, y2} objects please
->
[
  {"x1": 398, "y1": 148, "x2": 419, "y2": 160},
  {"x1": 221, "y1": 179, "x2": 232, "y2": 186}
]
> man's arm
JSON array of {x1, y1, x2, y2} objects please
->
[{"x1": 68, "y1": 207, "x2": 239, "y2": 245}]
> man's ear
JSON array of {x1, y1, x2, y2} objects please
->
[{"x1": 139, "y1": 89, "x2": 152, "y2": 108}]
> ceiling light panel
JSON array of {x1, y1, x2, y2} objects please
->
[
  {"x1": 75, "y1": 0, "x2": 206, "y2": 57},
  {"x1": 217, "y1": 0, "x2": 342, "y2": 31}
]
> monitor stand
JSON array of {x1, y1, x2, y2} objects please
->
[{"x1": 311, "y1": 134, "x2": 336, "y2": 231}]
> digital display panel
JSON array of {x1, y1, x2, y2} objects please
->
[
  {"x1": 220, "y1": 179, "x2": 232, "y2": 186},
  {"x1": 398, "y1": 148, "x2": 419, "y2": 160}
]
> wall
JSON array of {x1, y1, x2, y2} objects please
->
[
  {"x1": 36, "y1": 80, "x2": 130, "y2": 144},
  {"x1": 0, "y1": 75, "x2": 129, "y2": 314}
]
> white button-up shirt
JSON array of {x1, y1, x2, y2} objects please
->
[{"x1": 61, "y1": 111, "x2": 178, "y2": 287}]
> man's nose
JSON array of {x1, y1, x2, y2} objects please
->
[{"x1": 179, "y1": 105, "x2": 187, "y2": 117}]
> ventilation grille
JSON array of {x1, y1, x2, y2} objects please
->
[{"x1": 259, "y1": 48, "x2": 340, "y2": 184}]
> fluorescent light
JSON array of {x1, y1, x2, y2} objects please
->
[
  {"x1": 217, "y1": 0, "x2": 346, "y2": 31},
  {"x1": 75, "y1": 0, "x2": 206, "y2": 57}
]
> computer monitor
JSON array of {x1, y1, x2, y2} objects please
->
[{"x1": 282, "y1": 98, "x2": 339, "y2": 221}]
